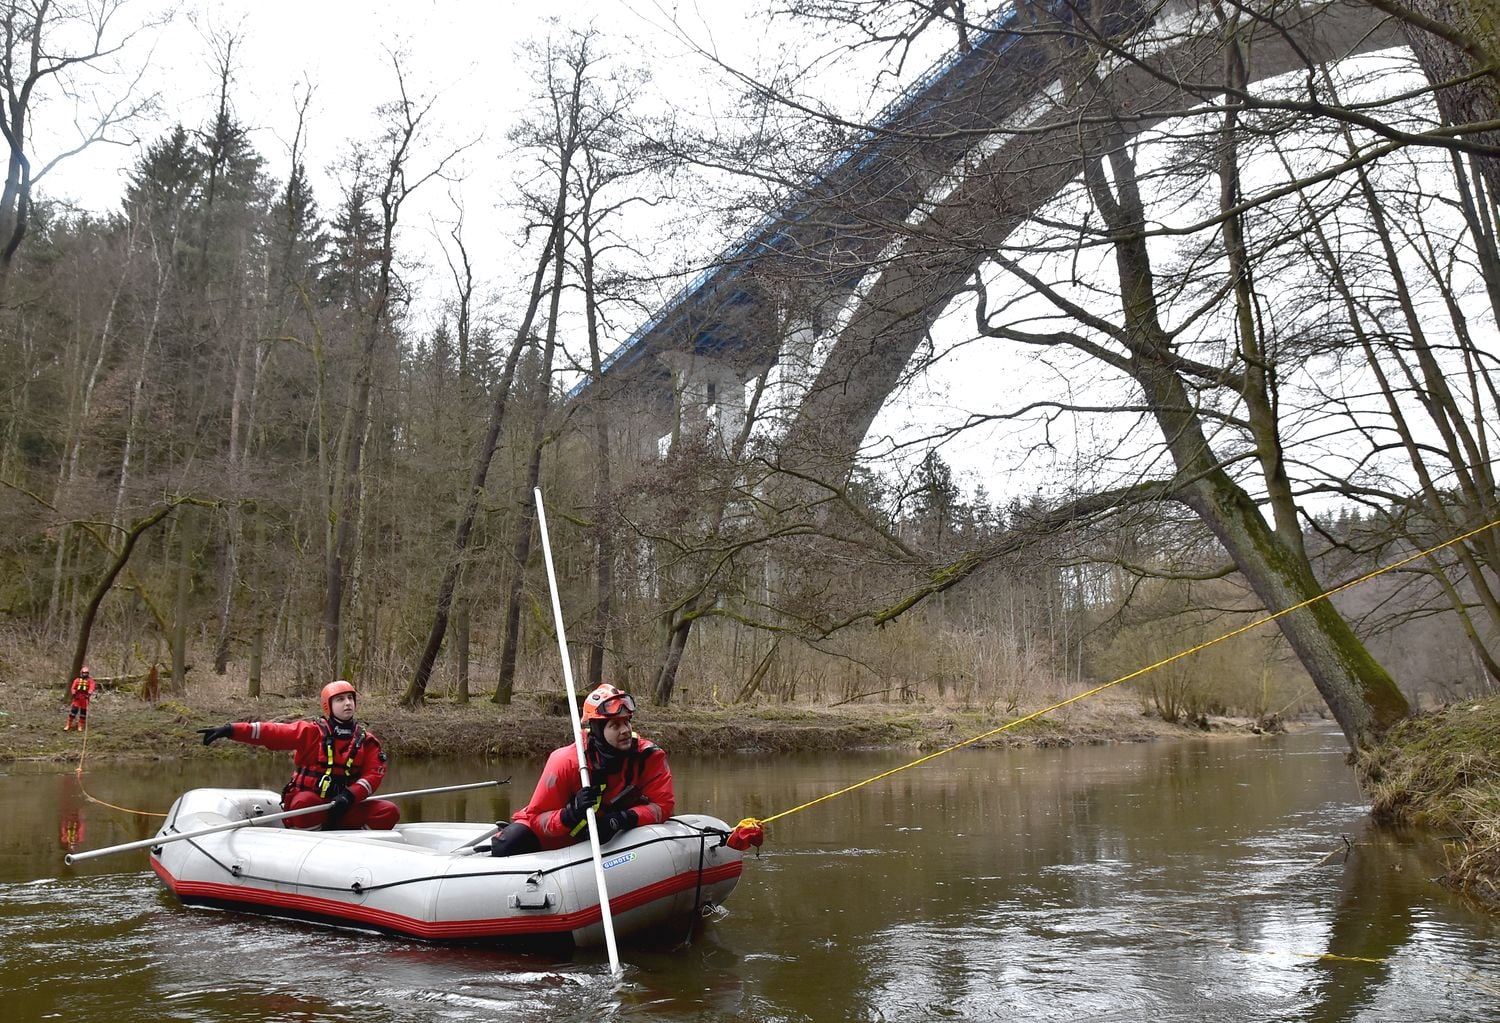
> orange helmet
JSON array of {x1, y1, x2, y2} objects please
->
[
  {"x1": 581, "y1": 684, "x2": 635, "y2": 723},
  {"x1": 321, "y1": 679, "x2": 357, "y2": 716}
]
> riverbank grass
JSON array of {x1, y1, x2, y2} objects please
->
[
  {"x1": 2, "y1": 669, "x2": 1204, "y2": 762},
  {"x1": 1360, "y1": 696, "x2": 1500, "y2": 906}
]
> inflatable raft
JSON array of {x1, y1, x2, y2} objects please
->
[{"x1": 149, "y1": 788, "x2": 743, "y2": 947}]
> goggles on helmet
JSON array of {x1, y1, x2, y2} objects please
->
[
  {"x1": 596, "y1": 692, "x2": 635, "y2": 717},
  {"x1": 581, "y1": 684, "x2": 636, "y2": 722}
]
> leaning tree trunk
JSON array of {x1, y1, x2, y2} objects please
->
[
  {"x1": 494, "y1": 135, "x2": 578, "y2": 705},
  {"x1": 493, "y1": 347, "x2": 560, "y2": 706},
  {"x1": 1174, "y1": 466, "x2": 1411, "y2": 745},
  {"x1": 1120, "y1": 275, "x2": 1411, "y2": 751},
  {"x1": 1089, "y1": 124, "x2": 1411, "y2": 751},
  {"x1": 652, "y1": 612, "x2": 695, "y2": 707},
  {"x1": 69, "y1": 502, "x2": 184, "y2": 682}
]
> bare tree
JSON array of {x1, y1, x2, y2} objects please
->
[
  {"x1": 321, "y1": 55, "x2": 460, "y2": 678},
  {"x1": 492, "y1": 33, "x2": 595, "y2": 706},
  {"x1": 402, "y1": 211, "x2": 563, "y2": 707},
  {"x1": 0, "y1": 0, "x2": 159, "y2": 297}
]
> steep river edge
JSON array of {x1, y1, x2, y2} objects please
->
[{"x1": 1357, "y1": 695, "x2": 1500, "y2": 910}]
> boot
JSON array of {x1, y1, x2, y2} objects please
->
[{"x1": 63, "y1": 719, "x2": 72, "y2": 731}]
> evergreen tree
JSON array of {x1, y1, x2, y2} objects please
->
[
  {"x1": 320, "y1": 174, "x2": 383, "y2": 311},
  {"x1": 269, "y1": 159, "x2": 326, "y2": 287},
  {"x1": 123, "y1": 126, "x2": 201, "y2": 236}
]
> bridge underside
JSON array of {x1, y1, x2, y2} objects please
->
[{"x1": 590, "y1": 0, "x2": 1403, "y2": 468}]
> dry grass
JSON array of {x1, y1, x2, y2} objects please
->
[
  {"x1": 1358, "y1": 696, "x2": 1500, "y2": 908},
  {"x1": 2, "y1": 651, "x2": 1207, "y2": 763}
]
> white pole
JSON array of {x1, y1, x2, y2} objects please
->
[
  {"x1": 65, "y1": 780, "x2": 501, "y2": 865},
  {"x1": 533, "y1": 486, "x2": 622, "y2": 975}
]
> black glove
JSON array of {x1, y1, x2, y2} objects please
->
[
  {"x1": 558, "y1": 782, "x2": 606, "y2": 831},
  {"x1": 197, "y1": 723, "x2": 235, "y2": 746},
  {"x1": 597, "y1": 810, "x2": 636, "y2": 843},
  {"x1": 325, "y1": 789, "x2": 356, "y2": 826}
]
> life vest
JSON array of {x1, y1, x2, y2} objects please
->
[
  {"x1": 287, "y1": 718, "x2": 368, "y2": 798},
  {"x1": 72, "y1": 678, "x2": 91, "y2": 696}
]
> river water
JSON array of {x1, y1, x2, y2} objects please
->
[{"x1": 3, "y1": 725, "x2": 1497, "y2": 1021}]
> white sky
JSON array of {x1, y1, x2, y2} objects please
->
[
  {"x1": 43, "y1": 0, "x2": 769, "y2": 286},
  {"x1": 46, "y1": 1, "x2": 762, "y2": 189}
]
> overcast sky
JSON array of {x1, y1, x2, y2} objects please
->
[
  {"x1": 47, "y1": 1, "x2": 755, "y2": 203},
  {"x1": 43, "y1": 0, "x2": 772, "y2": 292}
]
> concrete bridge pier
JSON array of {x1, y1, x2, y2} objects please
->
[{"x1": 658, "y1": 351, "x2": 749, "y2": 456}]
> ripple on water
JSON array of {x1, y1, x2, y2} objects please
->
[
  {"x1": 396, "y1": 967, "x2": 613, "y2": 1020},
  {"x1": 0, "y1": 873, "x2": 184, "y2": 1020}
]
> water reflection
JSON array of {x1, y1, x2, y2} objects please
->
[
  {"x1": 58, "y1": 773, "x2": 87, "y2": 854},
  {"x1": 3, "y1": 729, "x2": 1499, "y2": 1021}
]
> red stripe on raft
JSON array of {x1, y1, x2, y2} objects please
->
[{"x1": 150, "y1": 856, "x2": 742, "y2": 939}]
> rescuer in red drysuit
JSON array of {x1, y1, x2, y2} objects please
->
[
  {"x1": 65, "y1": 667, "x2": 96, "y2": 731},
  {"x1": 489, "y1": 683, "x2": 675, "y2": 857},
  {"x1": 196, "y1": 680, "x2": 400, "y2": 830}
]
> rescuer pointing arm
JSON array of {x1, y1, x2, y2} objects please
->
[{"x1": 197, "y1": 680, "x2": 400, "y2": 831}]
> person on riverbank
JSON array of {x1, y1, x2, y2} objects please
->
[
  {"x1": 490, "y1": 683, "x2": 674, "y2": 857},
  {"x1": 64, "y1": 667, "x2": 96, "y2": 731},
  {"x1": 196, "y1": 680, "x2": 400, "y2": 830}
]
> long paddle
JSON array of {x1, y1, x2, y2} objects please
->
[
  {"x1": 64, "y1": 779, "x2": 501, "y2": 865},
  {"x1": 533, "y1": 486, "x2": 622, "y2": 976}
]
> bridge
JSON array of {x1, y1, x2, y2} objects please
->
[{"x1": 579, "y1": 0, "x2": 1404, "y2": 467}]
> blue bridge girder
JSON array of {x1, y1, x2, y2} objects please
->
[
  {"x1": 571, "y1": 0, "x2": 1136, "y2": 418},
  {"x1": 581, "y1": 0, "x2": 1403, "y2": 452}
]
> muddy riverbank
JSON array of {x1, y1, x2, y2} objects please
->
[{"x1": 5, "y1": 676, "x2": 1242, "y2": 763}]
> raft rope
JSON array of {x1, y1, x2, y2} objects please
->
[
  {"x1": 174, "y1": 819, "x2": 724, "y2": 896},
  {"x1": 720, "y1": 519, "x2": 1500, "y2": 986},
  {"x1": 686, "y1": 822, "x2": 729, "y2": 939},
  {"x1": 732, "y1": 517, "x2": 1500, "y2": 840}
]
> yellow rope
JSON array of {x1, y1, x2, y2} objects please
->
[
  {"x1": 71, "y1": 704, "x2": 168, "y2": 819},
  {"x1": 1142, "y1": 917, "x2": 1500, "y2": 992},
  {"x1": 738, "y1": 516, "x2": 1500, "y2": 834},
  {"x1": 1136, "y1": 919, "x2": 1388, "y2": 963}
]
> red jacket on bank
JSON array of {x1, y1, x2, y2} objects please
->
[
  {"x1": 68, "y1": 676, "x2": 96, "y2": 708},
  {"x1": 228, "y1": 719, "x2": 390, "y2": 806},
  {"x1": 511, "y1": 733, "x2": 674, "y2": 850}
]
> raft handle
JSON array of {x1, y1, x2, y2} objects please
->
[{"x1": 509, "y1": 889, "x2": 553, "y2": 910}]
